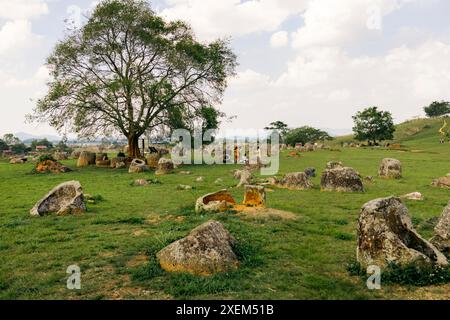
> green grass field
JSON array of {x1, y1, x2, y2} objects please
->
[{"x1": 0, "y1": 118, "x2": 449, "y2": 300}]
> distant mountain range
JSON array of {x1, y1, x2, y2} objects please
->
[{"x1": 15, "y1": 132, "x2": 62, "y2": 143}]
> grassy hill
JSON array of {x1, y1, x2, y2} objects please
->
[
  {"x1": 331, "y1": 117, "x2": 449, "y2": 152},
  {"x1": 0, "y1": 119, "x2": 449, "y2": 300}
]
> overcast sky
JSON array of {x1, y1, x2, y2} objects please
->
[{"x1": 1, "y1": 0, "x2": 450, "y2": 137}]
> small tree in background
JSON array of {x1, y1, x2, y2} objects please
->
[
  {"x1": 424, "y1": 101, "x2": 450, "y2": 118},
  {"x1": 2, "y1": 134, "x2": 20, "y2": 146},
  {"x1": 352, "y1": 107, "x2": 395, "y2": 145},
  {"x1": 284, "y1": 126, "x2": 332, "y2": 146},
  {"x1": 31, "y1": 138, "x2": 54, "y2": 150},
  {"x1": 0, "y1": 139, "x2": 8, "y2": 152},
  {"x1": 265, "y1": 121, "x2": 289, "y2": 142}
]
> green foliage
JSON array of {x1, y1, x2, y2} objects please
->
[
  {"x1": 284, "y1": 126, "x2": 332, "y2": 146},
  {"x1": 424, "y1": 101, "x2": 450, "y2": 118},
  {"x1": 37, "y1": 154, "x2": 56, "y2": 163},
  {"x1": 31, "y1": 139, "x2": 53, "y2": 151},
  {"x1": 265, "y1": 121, "x2": 289, "y2": 142},
  {"x1": 352, "y1": 107, "x2": 395, "y2": 145},
  {"x1": 30, "y1": 0, "x2": 237, "y2": 157},
  {"x1": 347, "y1": 261, "x2": 450, "y2": 286},
  {"x1": 10, "y1": 143, "x2": 28, "y2": 154},
  {"x1": 1, "y1": 126, "x2": 449, "y2": 299},
  {"x1": 2, "y1": 134, "x2": 20, "y2": 146},
  {"x1": 0, "y1": 139, "x2": 8, "y2": 152}
]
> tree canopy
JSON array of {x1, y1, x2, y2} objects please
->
[
  {"x1": 424, "y1": 101, "x2": 450, "y2": 118},
  {"x1": 30, "y1": 0, "x2": 237, "y2": 157},
  {"x1": 31, "y1": 138, "x2": 54, "y2": 150},
  {"x1": 284, "y1": 126, "x2": 332, "y2": 146},
  {"x1": 352, "y1": 107, "x2": 395, "y2": 145}
]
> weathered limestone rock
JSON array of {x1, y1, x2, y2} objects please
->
[
  {"x1": 133, "y1": 179, "x2": 149, "y2": 186},
  {"x1": 110, "y1": 157, "x2": 126, "y2": 168},
  {"x1": 146, "y1": 153, "x2": 161, "y2": 169},
  {"x1": 157, "y1": 220, "x2": 239, "y2": 276},
  {"x1": 432, "y1": 174, "x2": 450, "y2": 189},
  {"x1": 30, "y1": 181, "x2": 86, "y2": 216},
  {"x1": 155, "y1": 158, "x2": 174, "y2": 175},
  {"x1": 35, "y1": 160, "x2": 71, "y2": 174},
  {"x1": 379, "y1": 158, "x2": 402, "y2": 179},
  {"x1": 243, "y1": 185, "x2": 266, "y2": 207},
  {"x1": 77, "y1": 151, "x2": 96, "y2": 167},
  {"x1": 195, "y1": 190, "x2": 236, "y2": 214},
  {"x1": 128, "y1": 159, "x2": 148, "y2": 173},
  {"x1": 10, "y1": 157, "x2": 26, "y2": 164},
  {"x1": 177, "y1": 184, "x2": 193, "y2": 190},
  {"x1": 96, "y1": 153, "x2": 108, "y2": 162},
  {"x1": 326, "y1": 161, "x2": 343, "y2": 170},
  {"x1": 304, "y1": 143, "x2": 315, "y2": 152},
  {"x1": 71, "y1": 151, "x2": 81, "y2": 159},
  {"x1": 196, "y1": 176, "x2": 204, "y2": 182},
  {"x1": 321, "y1": 164, "x2": 364, "y2": 192},
  {"x1": 357, "y1": 197, "x2": 448, "y2": 269},
  {"x1": 234, "y1": 169, "x2": 253, "y2": 188},
  {"x1": 400, "y1": 192, "x2": 424, "y2": 201},
  {"x1": 430, "y1": 201, "x2": 450, "y2": 255},
  {"x1": 275, "y1": 172, "x2": 313, "y2": 190},
  {"x1": 96, "y1": 159, "x2": 111, "y2": 168},
  {"x1": 304, "y1": 167, "x2": 316, "y2": 178},
  {"x1": 53, "y1": 152, "x2": 68, "y2": 161}
]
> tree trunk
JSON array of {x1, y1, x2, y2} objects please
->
[{"x1": 128, "y1": 133, "x2": 141, "y2": 159}]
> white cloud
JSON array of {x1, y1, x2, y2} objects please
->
[
  {"x1": 221, "y1": 41, "x2": 450, "y2": 130},
  {"x1": 0, "y1": 0, "x2": 48, "y2": 20},
  {"x1": 161, "y1": 0, "x2": 308, "y2": 41},
  {"x1": 270, "y1": 31, "x2": 289, "y2": 48},
  {"x1": 0, "y1": 20, "x2": 42, "y2": 55},
  {"x1": 291, "y1": 0, "x2": 415, "y2": 49}
]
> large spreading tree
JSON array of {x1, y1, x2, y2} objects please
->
[
  {"x1": 424, "y1": 101, "x2": 450, "y2": 118},
  {"x1": 352, "y1": 107, "x2": 395, "y2": 145},
  {"x1": 30, "y1": 0, "x2": 237, "y2": 157}
]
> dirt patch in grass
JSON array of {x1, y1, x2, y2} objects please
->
[
  {"x1": 145, "y1": 214, "x2": 185, "y2": 225},
  {"x1": 126, "y1": 254, "x2": 148, "y2": 268},
  {"x1": 236, "y1": 206, "x2": 299, "y2": 221}
]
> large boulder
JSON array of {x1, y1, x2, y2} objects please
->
[
  {"x1": 146, "y1": 153, "x2": 161, "y2": 169},
  {"x1": 430, "y1": 201, "x2": 450, "y2": 255},
  {"x1": 77, "y1": 151, "x2": 96, "y2": 167},
  {"x1": 96, "y1": 153, "x2": 108, "y2": 162},
  {"x1": 10, "y1": 157, "x2": 26, "y2": 164},
  {"x1": 155, "y1": 158, "x2": 174, "y2": 175},
  {"x1": 357, "y1": 197, "x2": 448, "y2": 269},
  {"x1": 34, "y1": 160, "x2": 71, "y2": 174},
  {"x1": 110, "y1": 157, "x2": 126, "y2": 168},
  {"x1": 243, "y1": 185, "x2": 266, "y2": 207},
  {"x1": 128, "y1": 159, "x2": 148, "y2": 173},
  {"x1": 53, "y1": 152, "x2": 68, "y2": 161},
  {"x1": 432, "y1": 173, "x2": 450, "y2": 189},
  {"x1": 30, "y1": 181, "x2": 86, "y2": 216},
  {"x1": 304, "y1": 167, "x2": 316, "y2": 178},
  {"x1": 321, "y1": 164, "x2": 364, "y2": 192},
  {"x1": 379, "y1": 158, "x2": 402, "y2": 179},
  {"x1": 195, "y1": 190, "x2": 236, "y2": 214},
  {"x1": 275, "y1": 172, "x2": 313, "y2": 190},
  {"x1": 157, "y1": 220, "x2": 239, "y2": 276},
  {"x1": 234, "y1": 169, "x2": 253, "y2": 188}
]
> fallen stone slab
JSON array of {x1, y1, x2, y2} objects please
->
[
  {"x1": 30, "y1": 181, "x2": 86, "y2": 216},
  {"x1": 357, "y1": 196, "x2": 448, "y2": 269},
  {"x1": 432, "y1": 174, "x2": 450, "y2": 189},
  {"x1": 379, "y1": 158, "x2": 402, "y2": 179},
  {"x1": 431, "y1": 201, "x2": 450, "y2": 255}
]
